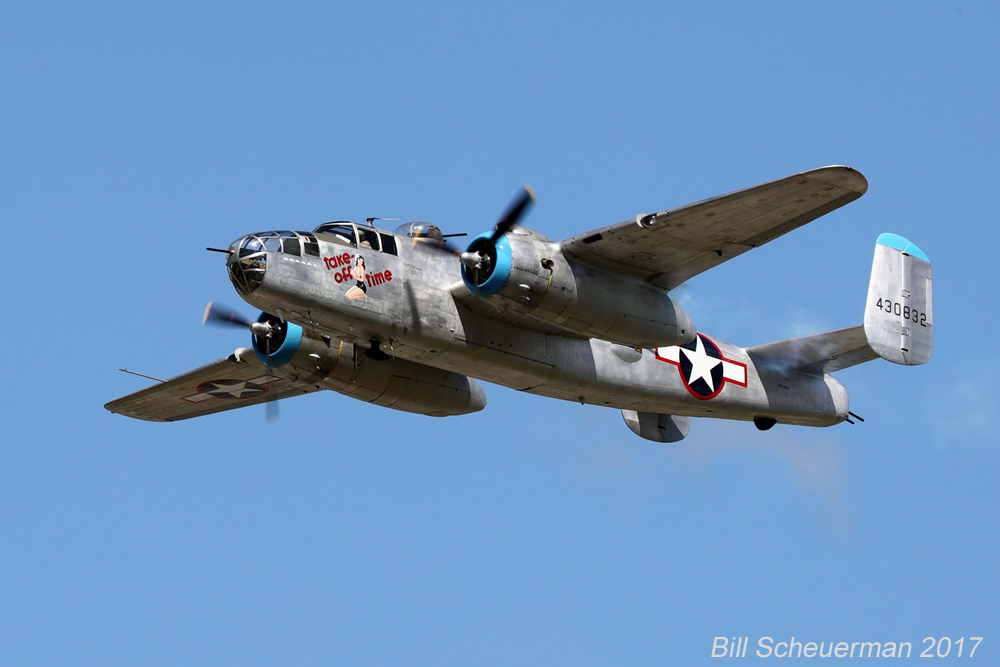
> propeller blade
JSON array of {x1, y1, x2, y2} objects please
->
[
  {"x1": 489, "y1": 185, "x2": 536, "y2": 245},
  {"x1": 261, "y1": 330, "x2": 273, "y2": 363},
  {"x1": 202, "y1": 301, "x2": 253, "y2": 328},
  {"x1": 265, "y1": 397, "x2": 280, "y2": 423}
]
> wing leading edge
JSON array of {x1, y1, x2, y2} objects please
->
[{"x1": 560, "y1": 166, "x2": 868, "y2": 290}]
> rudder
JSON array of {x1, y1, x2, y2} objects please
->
[{"x1": 864, "y1": 233, "x2": 933, "y2": 365}]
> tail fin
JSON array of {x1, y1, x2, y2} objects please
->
[
  {"x1": 864, "y1": 233, "x2": 933, "y2": 365},
  {"x1": 746, "y1": 234, "x2": 932, "y2": 374}
]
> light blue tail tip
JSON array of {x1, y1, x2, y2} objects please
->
[{"x1": 876, "y1": 233, "x2": 929, "y2": 262}]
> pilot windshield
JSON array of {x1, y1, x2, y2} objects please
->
[
  {"x1": 357, "y1": 227, "x2": 380, "y2": 251},
  {"x1": 314, "y1": 222, "x2": 357, "y2": 247}
]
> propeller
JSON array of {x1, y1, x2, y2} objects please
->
[
  {"x1": 492, "y1": 184, "x2": 536, "y2": 245},
  {"x1": 265, "y1": 397, "x2": 280, "y2": 423},
  {"x1": 203, "y1": 301, "x2": 253, "y2": 328},
  {"x1": 203, "y1": 301, "x2": 274, "y2": 338},
  {"x1": 202, "y1": 301, "x2": 281, "y2": 422},
  {"x1": 460, "y1": 185, "x2": 536, "y2": 292}
]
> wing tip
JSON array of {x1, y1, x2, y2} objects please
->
[{"x1": 808, "y1": 165, "x2": 869, "y2": 195}]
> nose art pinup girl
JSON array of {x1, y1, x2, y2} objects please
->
[{"x1": 346, "y1": 256, "x2": 367, "y2": 300}]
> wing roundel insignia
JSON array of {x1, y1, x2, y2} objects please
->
[
  {"x1": 180, "y1": 374, "x2": 284, "y2": 403},
  {"x1": 655, "y1": 333, "x2": 748, "y2": 400},
  {"x1": 199, "y1": 379, "x2": 269, "y2": 399}
]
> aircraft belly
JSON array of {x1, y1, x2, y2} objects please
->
[
  {"x1": 518, "y1": 335, "x2": 844, "y2": 427},
  {"x1": 528, "y1": 339, "x2": 745, "y2": 416}
]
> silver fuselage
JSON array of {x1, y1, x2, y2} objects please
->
[{"x1": 232, "y1": 227, "x2": 848, "y2": 427}]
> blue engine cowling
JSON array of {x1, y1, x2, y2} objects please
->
[
  {"x1": 461, "y1": 231, "x2": 513, "y2": 297},
  {"x1": 250, "y1": 313, "x2": 303, "y2": 367}
]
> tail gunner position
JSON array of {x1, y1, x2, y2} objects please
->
[{"x1": 107, "y1": 166, "x2": 932, "y2": 442}]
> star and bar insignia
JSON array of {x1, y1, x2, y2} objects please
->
[
  {"x1": 181, "y1": 374, "x2": 283, "y2": 403},
  {"x1": 655, "y1": 333, "x2": 747, "y2": 400}
]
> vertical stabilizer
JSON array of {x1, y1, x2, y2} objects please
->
[{"x1": 864, "y1": 233, "x2": 933, "y2": 365}]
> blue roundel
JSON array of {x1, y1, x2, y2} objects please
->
[
  {"x1": 252, "y1": 317, "x2": 303, "y2": 367},
  {"x1": 461, "y1": 231, "x2": 513, "y2": 297}
]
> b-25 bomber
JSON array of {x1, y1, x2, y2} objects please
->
[{"x1": 106, "y1": 166, "x2": 932, "y2": 442}]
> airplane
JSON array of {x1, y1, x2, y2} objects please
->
[{"x1": 105, "y1": 166, "x2": 932, "y2": 442}]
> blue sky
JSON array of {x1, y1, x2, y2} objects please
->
[{"x1": 2, "y1": 2, "x2": 997, "y2": 664}]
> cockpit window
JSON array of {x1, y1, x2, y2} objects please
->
[
  {"x1": 282, "y1": 237, "x2": 301, "y2": 256},
  {"x1": 357, "y1": 227, "x2": 380, "y2": 251},
  {"x1": 380, "y1": 233, "x2": 397, "y2": 256},
  {"x1": 312, "y1": 221, "x2": 401, "y2": 255},
  {"x1": 263, "y1": 237, "x2": 282, "y2": 252},
  {"x1": 314, "y1": 222, "x2": 356, "y2": 247}
]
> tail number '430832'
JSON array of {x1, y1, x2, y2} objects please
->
[{"x1": 875, "y1": 298, "x2": 927, "y2": 327}]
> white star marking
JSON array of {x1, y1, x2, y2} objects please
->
[
  {"x1": 680, "y1": 336, "x2": 722, "y2": 392},
  {"x1": 180, "y1": 375, "x2": 283, "y2": 404},
  {"x1": 207, "y1": 381, "x2": 260, "y2": 398},
  {"x1": 653, "y1": 334, "x2": 747, "y2": 399}
]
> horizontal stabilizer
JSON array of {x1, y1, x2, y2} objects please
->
[
  {"x1": 746, "y1": 325, "x2": 878, "y2": 375},
  {"x1": 864, "y1": 233, "x2": 933, "y2": 365}
]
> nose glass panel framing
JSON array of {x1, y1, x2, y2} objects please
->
[
  {"x1": 229, "y1": 230, "x2": 321, "y2": 295},
  {"x1": 230, "y1": 237, "x2": 267, "y2": 295}
]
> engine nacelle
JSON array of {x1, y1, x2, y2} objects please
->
[
  {"x1": 251, "y1": 314, "x2": 487, "y2": 417},
  {"x1": 462, "y1": 228, "x2": 695, "y2": 348}
]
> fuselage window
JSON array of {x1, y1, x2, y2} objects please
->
[
  {"x1": 358, "y1": 227, "x2": 381, "y2": 251},
  {"x1": 282, "y1": 237, "x2": 301, "y2": 256},
  {"x1": 302, "y1": 233, "x2": 320, "y2": 257},
  {"x1": 380, "y1": 233, "x2": 397, "y2": 256},
  {"x1": 264, "y1": 237, "x2": 282, "y2": 252}
]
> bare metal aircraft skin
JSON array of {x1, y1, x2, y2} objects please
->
[{"x1": 106, "y1": 166, "x2": 933, "y2": 442}]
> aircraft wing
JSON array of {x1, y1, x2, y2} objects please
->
[
  {"x1": 559, "y1": 166, "x2": 868, "y2": 290},
  {"x1": 746, "y1": 325, "x2": 878, "y2": 376},
  {"x1": 105, "y1": 350, "x2": 325, "y2": 422}
]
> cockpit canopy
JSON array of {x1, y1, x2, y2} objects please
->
[{"x1": 313, "y1": 221, "x2": 398, "y2": 254}]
